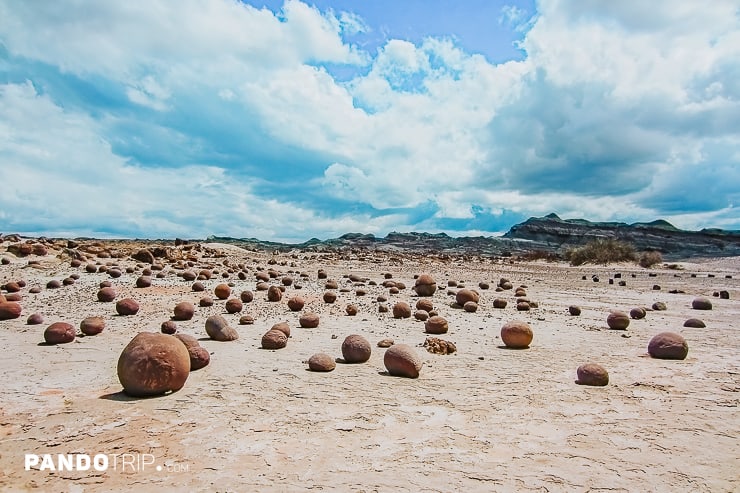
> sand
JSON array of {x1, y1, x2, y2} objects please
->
[{"x1": 0, "y1": 241, "x2": 738, "y2": 492}]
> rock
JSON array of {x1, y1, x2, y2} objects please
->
[
  {"x1": 322, "y1": 291, "x2": 337, "y2": 303},
  {"x1": 456, "y1": 289, "x2": 479, "y2": 306},
  {"x1": 392, "y1": 302, "x2": 412, "y2": 319},
  {"x1": 719, "y1": 290, "x2": 730, "y2": 299},
  {"x1": 0, "y1": 302, "x2": 22, "y2": 320},
  {"x1": 308, "y1": 353, "x2": 336, "y2": 372},
  {"x1": 346, "y1": 304, "x2": 359, "y2": 316},
  {"x1": 182, "y1": 271, "x2": 197, "y2": 281},
  {"x1": 188, "y1": 346, "x2": 210, "y2": 370},
  {"x1": 630, "y1": 307, "x2": 646, "y2": 320},
  {"x1": 214, "y1": 283, "x2": 231, "y2": 300},
  {"x1": 225, "y1": 298, "x2": 243, "y2": 314},
  {"x1": 270, "y1": 322, "x2": 291, "y2": 337},
  {"x1": 191, "y1": 282, "x2": 205, "y2": 292},
  {"x1": 463, "y1": 301, "x2": 478, "y2": 312},
  {"x1": 384, "y1": 344, "x2": 422, "y2": 378},
  {"x1": 205, "y1": 315, "x2": 239, "y2": 341},
  {"x1": 3, "y1": 281, "x2": 21, "y2": 293},
  {"x1": 425, "y1": 315, "x2": 449, "y2": 334},
  {"x1": 117, "y1": 332, "x2": 190, "y2": 396},
  {"x1": 261, "y1": 329, "x2": 288, "y2": 349},
  {"x1": 576, "y1": 363, "x2": 609, "y2": 386},
  {"x1": 416, "y1": 299, "x2": 434, "y2": 312},
  {"x1": 414, "y1": 310, "x2": 429, "y2": 321},
  {"x1": 173, "y1": 301, "x2": 195, "y2": 321},
  {"x1": 683, "y1": 318, "x2": 706, "y2": 328},
  {"x1": 652, "y1": 302, "x2": 667, "y2": 311},
  {"x1": 116, "y1": 298, "x2": 140, "y2": 316},
  {"x1": 26, "y1": 313, "x2": 44, "y2": 325},
  {"x1": 132, "y1": 249, "x2": 155, "y2": 264},
  {"x1": 287, "y1": 296, "x2": 305, "y2": 311},
  {"x1": 423, "y1": 337, "x2": 457, "y2": 355},
  {"x1": 606, "y1": 311, "x2": 630, "y2": 330},
  {"x1": 516, "y1": 301, "x2": 530, "y2": 311},
  {"x1": 240, "y1": 290, "x2": 254, "y2": 303},
  {"x1": 341, "y1": 334, "x2": 371, "y2": 363},
  {"x1": 5, "y1": 293, "x2": 21, "y2": 302},
  {"x1": 97, "y1": 287, "x2": 116, "y2": 302},
  {"x1": 46, "y1": 280, "x2": 62, "y2": 289},
  {"x1": 80, "y1": 316, "x2": 105, "y2": 336},
  {"x1": 492, "y1": 298, "x2": 508, "y2": 309},
  {"x1": 239, "y1": 315, "x2": 255, "y2": 325},
  {"x1": 174, "y1": 333, "x2": 199, "y2": 350},
  {"x1": 135, "y1": 276, "x2": 152, "y2": 288},
  {"x1": 377, "y1": 338, "x2": 394, "y2": 348},
  {"x1": 414, "y1": 274, "x2": 437, "y2": 296},
  {"x1": 501, "y1": 320, "x2": 533, "y2": 349},
  {"x1": 44, "y1": 322, "x2": 76, "y2": 344},
  {"x1": 648, "y1": 332, "x2": 689, "y2": 360},
  {"x1": 199, "y1": 296, "x2": 214, "y2": 307},
  {"x1": 568, "y1": 305, "x2": 581, "y2": 316},
  {"x1": 691, "y1": 297, "x2": 712, "y2": 310},
  {"x1": 299, "y1": 312, "x2": 320, "y2": 328}
]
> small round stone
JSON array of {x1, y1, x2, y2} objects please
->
[
  {"x1": 463, "y1": 301, "x2": 478, "y2": 313},
  {"x1": 214, "y1": 283, "x2": 231, "y2": 300},
  {"x1": 606, "y1": 311, "x2": 630, "y2": 330},
  {"x1": 492, "y1": 298, "x2": 508, "y2": 309},
  {"x1": 97, "y1": 287, "x2": 116, "y2": 302},
  {"x1": 115, "y1": 298, "x2": 140, "y2": 316},
  {"x1": 501, "y1": 320, "x2": 533, "y2": 349},
  {"x1": 225, "y1": 298, "x2": 243, "y2": 314},
  {"x1": 648, "y1": 332, "x2": 689, "y2": 360},
  {"x1": 568, "y1": 305, "x2": 581, "y2": 316},
  {"x1": 239, "y1": 315, "x2": 255, "y2": 325},
  {"x1": 0, "y1": 302, "x2": 22, "y2": 320},
  {"x1": 173, "y1": 301, "x2": 195, "y2": 321},
  {"x1": 26, "y1": 313, "x2": 44, "y2": 325},
  {"x1": 455, "y1": 289, "x2": 479, "y2": 306},
  {"x1": 308, "y1": 353, "x2": 336, "y2": 372},
  {"x1": 44, "y1": 322, "x2": 76, "y2": 344},
  {"x1": 299, "y1": 312, "x2": 320, "y2": 328},
  {"x1": 160, "y1": 320, "x2": 178, "y2": 334},
  {"x1": 691, "y1": 297, "x2": 712, "y2": 310},
  {"x1": 341, "y1": 334, "x2": 371, "y2": 363},
  {"x1": 80, "y1": 316, "x2": 105, "y2": 336},
  {"x1": 630, "y1": 307, "x2": 646, "y2": 320},
  {"x1": 287, "y1": 296, "x2": 305, "y2": 311},
  {"x1": 425, "y1": 316, "x2": 449, "y2": 334},
  {"x1": 576, "y1": 363, "x2": 609, "y2": 386},
  {"x1": 414, "y1": 274, "x2": 437, "y2": 296},
  {"x1": 205, "y1": 314, "x2": 239, "y2": 341},
  {"x1": 392, "y1": 302, "x2": 412, "y2": 319},
  {"x1": 377, "y1": 338, "x2": 395, "y2": 348},
  {"x1": 384, "y1": 344, "x2": 422, "y2": 378},
  {"x1": 322, "y1": 291, "x2": 337, "y2": 303},
  {"x1": 683, "y1": 318, "x2": 705, "y2": 328},
  {"x1": 261, "y1": 329, "x2": 287, "y2": 349}
]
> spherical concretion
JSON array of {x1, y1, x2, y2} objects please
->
[
  {"x1": 342, "y1": 334, "x2": 371, "y2": 363},
  {"x1": 378, "y1": 304, "x2": 388, "y2": 313},
  {"x1": 267, "y1": 285, "x2": 283, "y2": 302},
  {"x1": 648, "y1": 332, "x2": 689, "y2": 360},
  {"x1": 191, "y1": 282, "x2": 205, "y2": 292},
  {"x1": 346, "y1": 304, "x2": 359, "y2": 316},
  {"x1": 384, "y1": 344, "x2": 422, "y2": 378},
  {"x1": 225, "y1": 298, "x2": 243, "y2": 314},
  {"x1": 414, "y1": 310, "x2": 429, "y2": 321},
  {"x1": 652, "y1": 302, "x2": 667, "y2": 311},
  {"x1": 683, "y1": 318, "x2": 706, "y2": 328},
  {"x1": 270, "y1": 322, "x2": 291, "y2": 337},
  {"x1": 463, "y1": 301, "x2": 478, "y2": 313},
  {"x1": 630, "y1": 307, "x2": 646, "y2": 320},
  {"x1": 416, "y1": 299, "x2": 434, "y2": 313},
  {"x1": 46, "y1": 280, "x2": 62, "y2": 289},
  {"x1": 174, "y1": 333, "x2": 200, "y2": 351},
  {"x1": 377, "y1": 338, "x2": 395, "y2": 348},
  {"x1": 455, "y1": 289, "x2": 479, "y2": 306},
  {"x1": 323, "y1": 291, "x2": 337, "y2": 304},
  {"x1": 173, "y1": 301, "x2": 195, "y2": 321},
  {"x1": 287, "y1": 296, "x2": 305, "y2": 312},
  {"x1": 97, "y1": 287, "x2": 117, "y2": 302},
  {"x1": 205, "y1": 314, "x2": 239, "y2": 341},
  {"x1": 607, "y1": 311, "x2": 630, "y2": 330},
  {"x1": 214, "y1": 283, "x2": 231, "y2": 300},
  {"x1": 501, "y1": 320, "x2": 533, "y2": 349},
  {"x1": 80, "y1": 316, "x2": 105, "y2": 336},
  {"x1": 44, "y1": 322, "x2": 76, "y2": 344},
  {"x1": 308, "y1": 353, "x2": 336, "y2": 372},
  {"x1": 516, "y1": 301, "x2": 530, "y2": 311},
  {"x1": 26, "y1": 313, "x2": 44, "y2": 325},
  {"x1": 188, "y1": 345, "x2": 210, "y2": 370},
  {"x1": 199, "y1": 296, "x2": 214, "y2": 307},
  {"x1": 239, "y1": 315, "x2": 255, "y2": 325},
  {"x1": 425, "y1": 315, "x2": 449, "y2": 334},
  {"x1": 299, "y1": 312, "x2": 320, "y2": 328},
  {"x1": 117, "y1": 332, "x2": 190, "y2": 397},
  {"x1": 3, "y1": 281, "x2": 21, "y2": 293},
  {"x1": 182, "y1": 271, "x2": 197, "y2": 281},
  {"x1": 493, "y1": 298, "x2": 508, "y2": 309},
  {"x1": 135, "y1": 276, "x2": 152, "y2": 288},
  {"x1": 576, "y1": 363, "x2": 609, "y2": 386},
  {"x1": 568, "y1": 305, "x2": 581, "y2": 316},
  {"x1": 392, "y1": 302, "x2": 412, "y2": 319},
  {"x1": 0, "y1": 302, "x2": 22, "y2": 320},
  {"x1": 261, "y1": 329, "x2": 288, "y2": 349},
  {"x1": 115, "y1": 298, "x2": 140, "y2": 316},
  {"x1": 691, "y1": 297, "x2": 712, "y2": 310},
  {"x1": 240, "y1": 290, "x2": 254, "y2": 303},
  {"x1": 5, "y1": 293, "x2": 21, "y2": 302},
  {"x1": 414, "y1": 274, "x2": 437, "y2": 296}
]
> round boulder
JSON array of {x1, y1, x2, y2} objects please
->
[
  {"x1": 463, "y1": 301, "x2": 478, "y2": 313},
  {"x1": 392, "y1": 302, "x2": 412, "y2": 319},
  {"x1": 299, "y1": 312, "x2": 320, "y2": 328},
  {"x1": 205, "y1": 314, "x2": 239, "y2": 341},
  {"x1": 416, "y1": 299, "x2": 434, "y2": 313},
  {"x1": 116, "y1": 298, "x2": 140, "y2": 316},
  {"x1": 135, "y1": 276, "x2": 152, "y2": 288},
  {"x1": 225, "y1": 298, "x2": 243, "y2": 314},
  {"x1": 630, "y1": 307, "x2": 646, "y2": 320},
  {"x1": 648, "y1": 332, "x2": 689, "y2": 360},
  {"x1": 26, "y1": 313, "x2": 44, "y2": 325},
  {"x1": 308, "y1": 353, "x2": 336, "y2": 372},
  {"x1": 683, "y1": 318, "x2": 705, "y2": 328},
  {"x1": 173, "y1": 301, "x2": 195, "y2": 321},
  {"x1": 425, "y1": 315, "x2": 449, "y2": 334},
  {"x1": 455, "y1": 289, "x2": 479, "y2": 306},
  {"x1": 384, "y1": 344, "x2": 422, "y2": 378},
  {"x1": 261, "y1": 329, "x2": 288, "y2": 349},
  {"x1": 267, "y1": 285, "x2": 283, "y2": 302},
  {"x1": 691, "y1": 297, "x2": 712, "y2": 310},
  {"x1": 576, "y1": 363, "x2": 609, "y2": 386},
  {"x1": 500, "y1": 320, "x2": 533, "y2": 349},
  {"x1": 287, "y1": 296, "x2": 305, "y2": 312},
  {"x1": 606, "y1": 311, "x2": 630, "y2": 330},
  {"x1": 341, "y1": 334, "x2": 371, "y2": 363},
  {"x1": 492, "y1": 298, "x2": 508, "y2": 309},
  {"x1": 414, "y1": 274, "x2": 437, "y2": 296},
  {"x1": 117, "y1": 332, "x2": 190, "y2": 396},
  {"x1": 97, "y1": 287, "x2": 117, "y2": 302},
  {"x1": 44, "y1": 322, "x2": 76, "y2": 344},
  {"x1": 0, "y1": 301, "x2": 22, "y2": 320},
  {"x1": 80, "y1": 316, "x2": 105, "y2": 336},
  {"x1": 160, "y1": 320, "x2": 178, "y2": 334},
  {"x1": 214, "y1": 283, "x2": 231, "y2": 300},
  {"x1": 270, "y1": 321, "x2": 291, "y2": 337}
]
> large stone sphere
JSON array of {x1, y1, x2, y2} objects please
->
[
  {"x1": 214, "y1": 283, "x2": 231, "y2": 300},
  {"x1": 341, "y1": 334, "x2": 371, "y2": 363},
  {"x1": 576, "y1": 363, "x2": 609, "y2": 386},
  {"x1": 414, "y1": 274, "x2": 437, "y2": 296},
  {"x1": 225, "y1": 298, "x2": 243, "y2": 314},
  {"x1": 384, "y1": 344, "x2": 422, "y2": 378},
  {"x1": 425, "y1": 316, "x2": 449, "y2": 334},
  {"x1": 97, "y1": 287, "x2": 116, "y2": 302},
  {"x1": 607, "y1": 311, "x2": 630, "y2": 330},
  {"x1": 267, "y1": 285, "x2": 283, "y2": 302},
  {"x1": 691, "y1": 297, "x2": 712, "y2": 310},
  {"x1": 287, "y1": 296, "x2": 305, "y2": 311},
  {"x1": 500, "y1": 320, "x2": 533, "y2": 349},
  {"x1": 0, "y1": 301, "x2": 22, "y2": 320},
  {"x1": 44, "y1": 322, "x2": 76, "y2": 344},
  {"x1": 205, "y1": 315, "x2": 239, "y2": 341},
  {"x1": 455, "y1": 289, "x2": 479, "y2": 306},
  {"x1": 648, "y1": 332, "x2": 688, "y2": 360},
  {"x1": 80, "y1": 316, "x2": 105, "y2": 336},
  {"x1": 299, "y1": 312, "x2": 320, "y2": 328},
  {"x1": 308, "y1": 353, "x2": 336, "y2": 372},
  {"x1": 116, "y1": 298, "x2": 140, "y2": 316},
  {"x1": 392, "y1": 302, "x2": 412, "y2": 319},
  {"x1": 117, "y1": 332, "x2": 190, "y2": 397},
  {"x1": 261, "y1": 329, "x2": 288, "y2": 349},
  {"x1": 629, "y1": 307, "x2": 646, "y2": 320},
  {"x1": 173, "y1": 301, "x2": 195, "y2": 321}
]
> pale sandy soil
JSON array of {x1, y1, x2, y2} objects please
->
[{"x1": 0, "y1": 241, "x2": 738, "y2": 492}]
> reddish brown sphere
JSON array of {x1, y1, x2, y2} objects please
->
[
  {"x1": 117, "y1": 332, "x2": 190, "y2": 397},
  {"x1": 346, "y1": 304, "x2": 359, "y2": 316},
  {"x1": 308, "y1": 353, "x2": 336, "y2": 372},
  {"x1": 261, "y1": 329, "x2": 288, "y2": 349},
  {"x1": 80, "y1": 316, "x2": 105, "y2": 336},
  {"x1": 607, "y1": 311, "x2": 630, "y2": 330},
  {"x1": 455, "y1": 289, "x2": 479, "y2": 306},
  {"x1": 342, "y1": 334, "x2": 371, "y2": 363},
  {"x1": 500, "y1": 320, "x2": 533, "y2": 349},
  {"x1": 116, "y1": 298, "x2": 140, "y2": 316},
  {"x1": 322, "y1": 291, "x2": 337, "y2": 303},
  {"x1": 416, "y1": 299, "x2": 434, "y2": 313},
  {"x1": 425, "y1": 316, "x2": 449, "y2": 334},
  {"x1": 267, "y1": 285, "x2": 283, "y2": 302},
  {"x1": 630, "y1": 307, "x2": 646, "y2": 320},
  {"x1": 173, "y1": 301, "x2": 195, "y2": 321},
  {"x1": 160, "y1": 320, "x2": 178, "y2": 334},
  {"x1": 270, "y1": 322, "x2": 291, "y2": 337},
  {"x1": 414, "y1": 274, "x2": 437, "y2": 296},
  {"x1": 392, "y1": 302, "x2": 412, "y2": 319},
  {"x1": 44, "y1": 322, "x2": 76, "y2": 344},
  {"x1": 287, "y1": 296, "x2": 305, "y2": 311},
  {"x1": 26, "y1": 313, "x2": 44, "y2": 325},
  {"x1": 648, "y1": 332, "x2": 689, "y2": 360},
  {"x1": 225, "y1": 298, "x2": 243, "y2": 314},
  {"x1": 214, "y1": 283, "x2": 231, "y2": 300},
  {"x1": 576, "y1": 363, "x2": 609, "y2": 386},
  {"x1": 384, "y1": 344, "x2": 422, "y2": 378},
  {"x1": 240, "y1": 290, "x2": 254, "y2": 303},
  {"x1": 299, "y1": 312, "x2": 320, "y2": 328},
  {"x1": 492, "y1": 298, "x2": 508, "y2": 309},
  {"x1": 97, "y1": 287, "x2": 117, "y2": 302},
  {"x1": 0, "y1": 301, "x2": 22, "y2": 320}
]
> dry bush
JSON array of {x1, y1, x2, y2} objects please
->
[
  {"x1": 638, "y1": 250, "x2": 663, "y2": 268},
  {"x1": 565, "y1": 239, "x2": 636, "y2": 266}
]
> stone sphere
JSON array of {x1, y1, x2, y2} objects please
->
[
  {"x1": 44, "y1": 322, "x2": 76, "y2": 344},
  {"x1": 630, "y1": 307, "x2": 646, "y2": 320},
  {"x1": 159, "y1": 320, "x2": 178, "y2": 334},
  {"x1": 287, "y1": 296, "x2": 305, "y2": 311},
  {"x1": 97, "y1": 287, "x2": 116, "y2": 302},
  {"x1": 188, "y1": 345, "x2": 210, "y2": 370},
  {"x1": 135, "y1": 276, "x2": 152, "y2": 288},
  {"x1": 239, "y1": 315, "x2": 255, "y2": 325},
  {"x1": 492, "y1": 298, "x2": 508, "y2": 309},
  {"x1": 683, "y1": 318, "x2": 706, "y2": 328},
  {"x1": 568, "y1": 305, "x2": 581, "y2": 316},
  {"x1": 240, "y1": 290, "x2": 254, "y2": 303},
  {"x1": 607, "y1": 311, "x2": 630, "y2": 330},
  {"x1": 346, "y1": 304, "x2": 359, "y2": 316},
  {"x1": 341, "y1": 334, "x2": 371, "y2": 363},
  {"x1": 225, "y1": 298, "x2": 243, "y2": 314},
  {"x1": 416, "y1": 299, "x2": 434, "y2": 313},
  {"x1": 261, "y1": 329, "x2": 288, "y2": 349},
  {"x1": 652, "y1": 302, "x2": 667, "y2": 311},
  {"x1": 3, "y1": 281, "x2": 21, "y2": 293},
  {"x1": 182, "y1": 271, "x2": 197, "y2": 281},
  {"x1": 46, "y1": 280, "x2": 62, "y2": 289},
  {"x1": 516, "y1": 301, "x2": 530, "y2": 311},
  {"x1": 648, "y1": 332, "x2": 688, "y2": 360},
  {"x1": 205, "y1": 314, "x2": 239, "y2": 341},
  {"x1": 576, "y1": 363, "x2": 609, "y2": 386},
  {"x1": 463, "y1": 301, "x2": 478, "y2": 312},
  {"x1": 117, "y1": 332, "x2": 190, "y2": 397},
  {"x1": 500, "y1": 320, "x2": 533, "y2": 349},
  {"x1": 270, "y1": 322, "x2": 291, "y2": 337},
  {"x1": 414, "y1": 310, "x2": 429, "y2": 321},
  {"x1": 322, "y1": 291, "x2": 337, "y2": 303},
  {"x1": 299, "y1": 312, "x2": 320, "y2": 328},
  {"x1": 384, "y1": 344, "x2": 422, "y2": 378},
  {"x1": 116, "y1": 298, "x2": 140, "y2": 316},
  {"x1": 26, "y1": 313, "x2": 44, "y2": 325},
  {"x1": 377, "y1": 338, "x2": 394, "y2": 348},
  {"x1": 425, "y1": 315, "x2": 449, "y2": 334},
  {"x1": 173, "y1": 301, "x2": 195, "y2": 321},
  {"x1": 267, "y1": 285, "x2": 283, "y2": 302},
  {"x1": 80, "y1": 316, "x2": 105, "y2": 336},
  {"x1": 308, "y1": 353, "x2": 336, "y2": 372},
  {"x1": 456, "y1": 289, "x2": 479, "y2": 306},
  {"x1": 213, "y1": 283, "x2": 230, "y2": 300},
  {"x1": 392, "y1": 302, "x2": 412, "y2": 319},
  {"x1": 0, "y1": 301, "x2": 22, "y2": 320},
  {"x1": 199, "y1": 296, "x2": 214, "y2": 307},
  {"x1": 414, "y1": 274, "x2": 437, "y2": 296},
  {"x1": 691, "y1": 297, "x2": 712, "y2": 310},
  {"x1": 191, "y1": 282, "x2": 205, "y2": 292}
]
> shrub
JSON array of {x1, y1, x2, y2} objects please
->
[
  {"x1": 639, "y1": 250, "x2": 663, "y2": 268},
  {"x1": 565, "y1": 239, "x2": 636, "y2": 266}
]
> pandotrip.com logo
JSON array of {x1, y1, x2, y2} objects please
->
[{"x1": 25, "y1": 453, "x2": 189, "y2": 474}]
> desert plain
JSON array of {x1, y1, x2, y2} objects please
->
[{"x1": 0, "y1": 237, "x2": 738, "y2": 492}]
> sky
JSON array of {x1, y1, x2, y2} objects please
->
[{"x1": 0, "y1": 0, "x2": 738, "y2": 242}]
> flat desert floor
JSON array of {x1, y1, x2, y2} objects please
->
[{"x1": 0, "y1": 240, "x2": 738, "y2": 492}]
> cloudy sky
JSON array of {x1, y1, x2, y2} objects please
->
[{"x1": 1, "y1": 0, "x2": 738, "y2": 241}]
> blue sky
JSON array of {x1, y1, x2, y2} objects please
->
[{"x1": 0, "y1": 0, "x2": 738, "y2": 241}]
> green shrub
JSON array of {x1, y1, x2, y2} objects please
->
[
  {"x1": 565, "y1": 239, "x2": 636, "y2": 266},
  {"x1": 638, "y1": 250, "x2": 663, "y2": 268}
]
